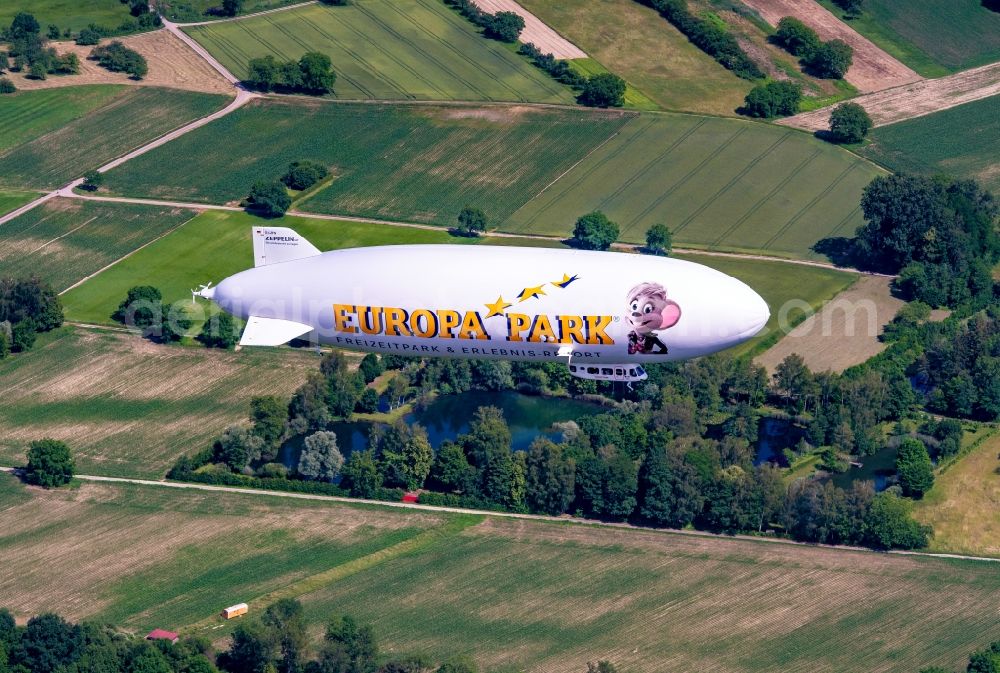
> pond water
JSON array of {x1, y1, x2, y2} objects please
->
[
  {"x1": 753, "y1": 417, "x2": 803, "y2": 466},
  {"x1": 278, "y1": 390, "x2": 605, "y2": 469},
  {"x1": 829, "y1": 444, "x2": 897, "y2": 491}
]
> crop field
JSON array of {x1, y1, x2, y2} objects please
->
[
  {"x1": 0, "y1": 198, "x2": 196, "y2": 293},
  {"x1": 0, "y1": 327, "x2": 322, "y2": 478},
  {"x1": 0, "y1": 475, "x2": 450, "y2": 628},
  {"x1": 914, "y1": 431, "x2": 1000, "y2": 558},
  {"x1": 0, "y1": 85, "x2": 127, "y2": 153},
  {"x1": 504, "y1": 113, "x2": 884, "y2": 259},
  {"x1": 2, "y1": 478, "x2": 998, "y2": 672},
  {"x1": 0, "y1": 0, "x2": 135, "y2": 35},
  {"x1": 817, "y1": 0, "x2": 1000, "y2": 74},
  {"x1": 184, "y1": 0, "x2": 574, "y2": 103},
  {"x1": 0, "y1": 189, "x2": 39, "y2": 217},
  {"x1": 159, "y1": 0, "x2": 302, "y2": 23},
  {"x1": 0, "y1": 87, "x2": 229, "y2": 190},
  {"x1": 517, "y1": 0, "x2": 752, "y2": 115},
  {"x1": 861, "y1": 96, "x2": 1000, "y2": 192},
  {"x1": 98, "y1": 98, "x2": 631, "y2": 224}
]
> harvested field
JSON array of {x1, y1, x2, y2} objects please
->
[
  {"x1": 779, "y1": 62, "x2": 1000, "y2": 132},
  {"x1": 859, "y1": 95, "x2": 1000, "y2": 192},
  {"x1": 472, "y1": 0, "x2": 584, "y2": 59},
  {"x1": 739, "y1": 0, "x2": 920, "y2": 92},
  {"x1": 0, "y1": 327, "x2": 320, "y2": 478},
  {"x1": 755, "y1": 275, "x2": 902, "y2": 373},
  {"x1": 184, "y1": 0, "x2": 574, "y2": 103},
  {"x1": 914, "y1": 431, "x2": 1000, "y2": 558},
  {"x1": 519, "y1": 0, "x2": 754, "y2": 115},
  {"x1": 0, "y1": 475, "x2": 446, "y2": 629},
  {"x1": 504, "y1": 112, "x2": 884, "y2": 259},
  {"x1": 3, "y1": 31, "x2": 233, "y2": 95},
  {"x1": 98, "y1": 98, "x2": 630, "y2": 225},
  {"x1": 0, "y1": 198, "x2": 196, "y2": 293},
  {"x1": 0, "y1": 86, "x2": 229, "y2": 189}
]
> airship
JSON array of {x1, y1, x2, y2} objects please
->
[{"x1": 195, "y1": 227, "x2": 769, "y2": 382}]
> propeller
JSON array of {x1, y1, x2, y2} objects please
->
[{"x1": 191, "y1": 282, "x2": 214, "y2": 304}]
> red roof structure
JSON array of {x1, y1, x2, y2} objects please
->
[
  {"x1": 402, "y1": 492, "x2": 419, "y2": 503},
  {"x1": 146, "y1": 629, "x2": 179, "y2": 643}
]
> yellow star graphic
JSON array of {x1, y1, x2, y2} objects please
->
[
  {"x1": 551, "y1": 273, "x2": 579, "y2": 289},
  {"x1": 484, "y1": 295, "x2": 512, "y2": 318},
  {"x1": 517, "y1": 284, "x2": 546, "y2": 302}
]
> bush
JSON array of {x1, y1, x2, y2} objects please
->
[
  {"x1": 807, "y1": 39, "x2": 853, "y2": 79},
  {"x1": 0, "y1": 78, "x2": 15, "y2": 94},
  {"x1": 742, "y1": 80, "x2": 802, "y2": 118},
  {"x1": 247, "y1": 180, "x2": 291, "y2": 217},
  {"x1": 75, "y1": 28, "x2": 101, "y2": 45},
  {"x1": 774, "y1": 16, "x2": 820, "y2": 57},
  {"x1": 198, "y1": 310, "x2": 239, "y2": 349},
  {"x1": 832, "y1": 0, "x2": 863, "y2": 17},
  {"x1": 579, "y1": 73, "x2": 626, "y2": 107},
  {"x1": 572, "y1": 211, "x2": 619, "y2": 250},
  {"x1": 112, "y1": 285, "x2": 162, "y2": 327},
  {"x1": 89, "y1": 41, "x2": 147, "y2": 79},
  {"x1": 484, "y1": 11, "x2": 524, "y2": 42},
  {"x1": 281, "y1": 160, "x2": 328, "y2": 190},
  {"x1": 25, "y1": 439, "x2": 75, "y2": 488},
  {"x1": 518, "y1": 42, "x2": 587, "y2": 88},
  {"x1": 645, "y1": 223, "x2": 672, "y2": 255},
  {"x1": 81, "y1": 170, "x2": 103, "y2": 191},
  {"x1": 828, "y1": 102, "x2": 871, "y2": 143}
]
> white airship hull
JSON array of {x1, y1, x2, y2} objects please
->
[{"x1": 203, "y1": 228, "x2": 770, "y2": 380}]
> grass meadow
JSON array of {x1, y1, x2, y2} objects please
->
[
  {"x1": 0, "y1": 326, "x2": 321, "y2": 478},
  {"x1": 816, "y1": 0, "x2": 1000, "y2": 75},
  {"x1": 0, "y1": 189, "x2": 40, "y2": 217},
  {"x1": 518, "y1": 0, "x2": 752, "y2": 115},
  {"x1": 0, "y1": 198, "x2": 196, "y2": 293},
  {"x1": 861, "y1": 96, "x2": 1000, "y2": 192},
  {"x1": 184, "y1": 0, "x2": 574, "y2": 103},
  {"x1": 0, "y1": 86, "x2": 230, "y2": 189},
  {"x1": 159, "y1": 0, "x2": 302, "y2": 22},
  {"x1": 504, "y1": 114, "x2": 884, "y2": 259},
  {"x1": 98, "y1": 98, "x2": 631, "y2": 225},
  {"x1": 0, "y1": 0, "x2": 136, "y2": 34},
  {"x1": 3, "y1": 477, "x2": 998, "y2": 672}
]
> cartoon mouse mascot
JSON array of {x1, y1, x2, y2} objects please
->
[{"x1": 626, "y1": 282, "x2": 681, "y2": 355}]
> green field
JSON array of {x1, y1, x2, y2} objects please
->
[
  {"x1": 185, "y1": 0, "x2": 574, "y2": 103},
  {"x1": 861, "y1": 96, "x2": 1000, "y2": 192},
  {"x1": 0, "y1": 0, "x2": 136, "y2": 34},
  {"x1": 2, "y1": 478, "x2": 999, "y2": 672},
  {"x1": 0, "y1": 189, "x2": 39, "y2": 217},
  {"x1": 504, "y1": 113, "x2": 884, "y2": 259},
  {"x1": 98, "y1": 98, "x2": 631, "y2": 225},
  {"x1": 817, "y1": 0, "x2": 1000, "y2": 75},
  {"x1": 0, "y1": 327, "x2": 322, "y2": 478},
  {"x1": 0, "y1": 87, "x2": 230, "y2": 190},
  {"x1": 518, "y1": 0, "x2": 752, "y2": 115},
  {"x1": 159, "y1": 0, "x2": 302, "y2": 22},
  {"x1": 0, "y1": 198, "x2": 196, "y2": 293}
]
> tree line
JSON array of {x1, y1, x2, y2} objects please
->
[
  {"x1": 245, "y1": 52, "x2": 337, "y2": 95},
  {"x1": 772, "y1": 17, "x2": 854, "y2": 79}
]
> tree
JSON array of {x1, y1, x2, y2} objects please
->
[
  {"x1": 10, "y1": 12, "x2": 40, "y2": 38},
  {"x1": 247, "y1": 180, "x2": 291, "y2": 218},
  {"x1": 644, "y1": 223, "x2": 672, "y2": 256},
  {"x1": 289, "y1": 372, "x2": 331, "y2": 433},
  {"x1": 587, "y1": 662, "x2": 618, "y2": 673},
  {"x1": 251, "y1": 396, "x2": 287, "y2": 449},
  {"x1": 774, "y1": 17, "x2": 820, "y2": 57},
  {"x1": 601, "y1": 448, "x2": 639, "y2": 519},
  {"x1": 0, "y1": 329, "x2": 9, "y2": 359},
  {"x1": 828, "y1": 102, "x2": 871, "y2": 143},
  {"x1": 773, "y1": 354, "x2": 812, "y2": 410},
  {"x1": 742, "y1": 81, "x2": 802, "y2": 118},
  {"x1": 14, "y1": 613, "x2": 82, "y2": 673},
  {"x1": 298, "y1": 51, "x2": 336, "y2": 93},
  {"x1": 427, "y1": 441, "x2": 476, "y2": 494},
  {"x1": 457, "y1": 206, "x2": 487, "y2": 236},
  {"x1": 221, "y1": 620, "x2": 274, "y2": 673},
  {"x1": 0, "y1": 78, "x2": 15, "y2": 94},
  {"x1": 832, "y1": 0, "x2": 863, "y2": 17},
  {"x1": 222, "y1": 0, "x2": 244, "y2": 16},
  {"x1": 895, "y1": 437, "x2": 934, "y2": 498},
  {"x1": 246, "y1": 55, "x2": 279, "y2": 91},
  {"x1": 524, "y1": 437, "x2": 575, "y2": 515},
  {"x1": 863, "y1": 491, "x2": 930, "y2": 549},
  {"x1": 358, "y1": 353, "x2": 384, "y2": 384},
  {"x1": 261, "y1": 599, "x2": 306, "y2": 673},
  {"x1": 156, "y1": 302, "x2": 192, "y2": 342},
  {"x1": 579, "y1": 73, "x2": 626, "y2": 107},
  {"x1": 437, "y1": 657, "x2": 478, "y2": 673},
  {"x1": 198, "y1": 310, "x2": 238, "y2": 348},
  {"x1": 572, "y1": 210, "x2": 619, "y2": 250},
  {"x1": 322, "y1": 351, "x2": 363, "y2": 419},
  {"x1": 214, "y1": 425, "x2": 264, "y2": 471},
  {"x1": 80, "y1": 169, "x2": 103, "y2": 191},
  {"x1": 339, "y1": 449, "x2": 382, "y2": 497},
  {"x1": 967, "y1": 642, "x2": 1000, "y2": 673},
  {"x1": 298, "y1": 431, "x2": 344, "y2": 481},
  {"x1": 281, "y1": 160, "x2": 328, "y2": 191},
  {"x1": 76, "y1": 28, "x2": 101, "y2": 45},
  {"x1": 11, "y1": 319, "x2": 37, "y2": 352},
  {"x1": 90, "y1": 42, "x2": 148, "y2": 79},
  {"x1": 25, "y1": 439, "x2": 74, "y2": 487},
  {"x1": 482, "y1": 11, "x2": 524, "y2": 42},
  {"x1": 807, "y1": 39, "x2": 853, "y2": 79},
  {"x1": 322, "y1": 616, "x2": 377, "y2": 672},
  {"x1": 355, "y1": 387, "x2": 379, "y2": 413}
]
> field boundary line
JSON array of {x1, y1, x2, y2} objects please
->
[
  {"x1": 3, "y1": 468, "x2": 991, "y2": 562},
  {"x1": 171, "y1": 1, "x2": 319, "y2": 27}
]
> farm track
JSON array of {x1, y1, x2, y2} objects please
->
[
  {"x1": 471, "y1": 0, "x2": 585, "y2": 59},
  {"x1": 779, "y1": 61, "x2": 1000, "y2": 131},
  {"x1": 1, "y1": 467, "x2": 994, "y2": 563}
]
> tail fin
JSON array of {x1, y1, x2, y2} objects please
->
[{"x1": 252, "y1": 227, "x2": 321, "y2": 267}]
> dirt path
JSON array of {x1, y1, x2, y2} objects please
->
[
  {"x1": 739, "y1": 0, "x2": 920, "y2": 92},
  {"x1": 2, "y1": 467, "x2": 994, "y2": 562},
  {"x1": 778, "y1": 61, "x2": 1000, "y2": 131},
  {"x1": 4, "y1": 30, "x2": 232, "y2": 95},
  {"x1": 161, "y1": 18, "x2": 241, "y2": 84},
  {"x1": 472, "y1": 0, "x2": 586, "y2": 59}
]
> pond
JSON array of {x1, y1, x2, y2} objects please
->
[
  {"x1": 753, "y1": 417, "x2": 803, "y2": 467},
  {"x1": 278, "y1": 390, "x2": 606, "y2": 469},
  {"x1": 828, "y1": 444, "x2": 898, "y2": 491}
]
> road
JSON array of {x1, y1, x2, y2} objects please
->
[{"x1": 1, "y1": 467, "x2": 995, "y2": 563}]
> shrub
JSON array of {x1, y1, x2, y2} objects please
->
[
  {"x1": 112, "y1": 285, "x2": 162, "y2": 326},
  {"x1": 484, "y1": 11, "x2": 524, "y2": 42},
  {"x1": 774, "y1": 17, "x2": 820, "y2": 57},
  {"x1": 25, "y1": 439, "x2": 75, "y2": 488},
  {"x1": 247, "y1": 180, "x2": 291, "y2": 217},
  {"x1": 198, "y1": 310, "x2": 239, "y2": 349},
  {"x1": 832, "y1": 0, "x2": 863, "y2": 17},
  {"x1": 90, "y1": 41, "x2": 147, "y2": 79},
  {"x1": 281, "y1": 160, "x2": 329, "y2": 190},
  {"x1": 742, "y1": 80, "x2": 802, "y2": 118},
  {"x1": 75, "y1": 28, "x2": 101, "y2": 45},
  {"x1": 579, "y1": 73, "x2": 626, "y2": 107},
  {"x1": 81, "y1": 170, "x2": 103, "y2": 191},
  {"x1": 0, "y1": 78, "x2": 15, "y2": 94},
  {"x1": 807, "y1": 39, "x2": 853, "y2": 79},
  {"x1": 572, "y1": 211, "x2": 619, "y2": 250},
  {"x1": 518, "y1": 42, "x2": 586, "y2": 88},
  {"x1": 828, "y1": 102, "x2": 872, "y2": 143}
]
